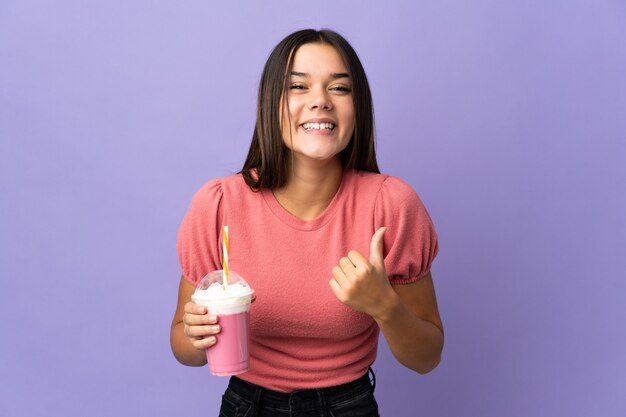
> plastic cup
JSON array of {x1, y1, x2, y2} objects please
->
[{"x1": 191, "y1": 270, "x2": 254, "y2": 376}]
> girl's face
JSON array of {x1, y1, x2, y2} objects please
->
[{"x1": 281, "y1": 43, "x2": 355, "y2": 165}]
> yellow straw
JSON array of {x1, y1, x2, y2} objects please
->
[{"x1": 222, "y1": 225, "x2": 229, "y2": 290}]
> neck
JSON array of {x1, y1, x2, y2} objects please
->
[{"x1": 273, "y1": 157, "x2": 344, "y2": 220}]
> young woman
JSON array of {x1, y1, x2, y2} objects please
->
[{"x1": 170, "y1": 29, "x2": 443, "y2": 417}]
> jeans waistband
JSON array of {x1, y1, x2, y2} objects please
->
[{"x1": 227, "y1": 368, "x2": 376, "y2": 408}]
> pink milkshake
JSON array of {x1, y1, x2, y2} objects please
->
[
  {"x1": 192, "y1": 270, "x2": 254, "y2": 376},
  {"x1": 207, "y1": 312, "x2": 250, "y2": 375}
]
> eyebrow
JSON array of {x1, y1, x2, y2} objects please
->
[{"x1": 289, "y1": 71, "x2": 350, "y2": 80}]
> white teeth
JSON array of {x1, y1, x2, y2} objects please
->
[{"x1": 303, "y1": 122, "x2": 335, "y2": 131}]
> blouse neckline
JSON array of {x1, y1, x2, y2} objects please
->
[{"x1": 261, "y1": 170, "x2": 351, "y2": 232}]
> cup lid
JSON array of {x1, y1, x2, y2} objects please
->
[{"x1": 192, "y1": 270, "x2": 254, "y2": 303}]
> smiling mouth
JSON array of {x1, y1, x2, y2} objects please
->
[{"x1": 302, "y1": 122, "x2": 336, "y2": 131}]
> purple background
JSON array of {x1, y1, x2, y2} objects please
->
[{"x1": 1, "y1": 1, "x2": 625, "y2": 416}]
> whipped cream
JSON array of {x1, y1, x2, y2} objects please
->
[
  {"x1": 192, "y1": 281, "x2": 254, "y2": 314},
  {"x1": 195, "y1": 282, "x2": 253, "y2": 300}
]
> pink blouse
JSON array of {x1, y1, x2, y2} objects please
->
[{"x1": 177, "y1": 169, "x2": 438, "y2": 392}]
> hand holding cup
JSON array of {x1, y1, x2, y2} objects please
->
[{"x1": 182, "y1": 301, "x2": 221, "y2": 350}]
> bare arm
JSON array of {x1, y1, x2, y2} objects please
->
[
  {"x1": 330, "y1": 227, "x2": 444, "y2": 374},
  {"x1": 374, "y1": 273, "x2": 443, "y2": 374},
  {"x1": 170, "y1": 276, "x2": 220, "y2": 366}
]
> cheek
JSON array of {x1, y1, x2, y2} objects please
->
[
  {"x1": 340, "y1": 101, "x2": 356, "y2": 131},
  {"x1": 280, "y1": 98, "x2": 303, "y2": 127}
]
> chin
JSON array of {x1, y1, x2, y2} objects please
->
[
  {"x1": 298, "y1": 144, "x2": 347, "y2": 160},
  {"x1": 300, "y1": 150, "x2": 341, "y2": 161}
]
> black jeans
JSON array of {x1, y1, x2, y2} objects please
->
[{"x1": 219, "y1": 368, "x2": 379, "y2": 417}]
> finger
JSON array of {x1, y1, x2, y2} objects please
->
[
  {"x1": 191, "y1": 335, "x2": 217, "y2": 350},
  {"x1": 331, "y1": 265, "x2": 349, "y2": 288},
  {"x1": 328, "y1": 278, "x2": 347, "y2": 303},
  {"x1": 369, "y1": 227, "x2": 387, "y2": 268},
  {"x1": 184, "y1": 312, "x2": 218, "y2": 326},
  {"x1": 185, "y1": 323, "x2": 221, "y2": 338},
  {"x1": 347, "y1": 250, "x2": 367, "y2": 269},
  {"x1": 184, "y1": 302, "x2": 219, "y2": 325},
  {"x1": 339, "y1": 256, "x2": 356, "y2": 274},
  {"x1": 184, "y1": 301, "x2": 207, "y2": 315}
]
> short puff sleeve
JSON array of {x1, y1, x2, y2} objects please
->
[
  {"x1": 375, "y1": 176, "x2": 439, "y2": 284},
  {"x1": 177, "y1": 179, "x2": 224, "y2": 286}
]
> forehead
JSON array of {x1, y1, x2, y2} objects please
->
[{"x1": 290, "y1": 43, "x2": 348, "y2": 74}]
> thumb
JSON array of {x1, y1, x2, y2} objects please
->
[{"x1": 369, "y1": 227, "x2": 387, "y2": 268}]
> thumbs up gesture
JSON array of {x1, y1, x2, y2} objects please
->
[{"x1": 329, "y1": 227, "x2": 396, "y2": 320}]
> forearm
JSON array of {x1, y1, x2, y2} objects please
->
[
  {"x1": 170, "y1": 321, "x2": 208, "y2": 367},
  {"x1": 329, "y1": 233, "x2": 443, "y2": 373},
  {"x1": 374, "y1": 293, "x2": 444, "y2": 374}
]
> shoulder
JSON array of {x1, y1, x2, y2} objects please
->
[
  {"x1": 190, "y1": 174, "x2": 249, "y2": 203},
  {"x1": 378, "y1": 175, "x2": 422, "y2": 206},
  {"x1": 349, "y1": 171, "x2": 421, "y2": 204},
  {"x1": 344, "y1": 170, "x2": 422, "y2": 206},
  {"x1": 345, "y1": 170, "x2": 388, "y2": 194},
  {"x1": 349, "y1": 170, "x2": 415, "y2": 192},
  {"x1": 366, "y1": 173, "x2": 432, "y2": 227}
]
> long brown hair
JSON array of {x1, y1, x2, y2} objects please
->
[{"x1": 240, "y1": 29, "x2": 379, "y2": 190}]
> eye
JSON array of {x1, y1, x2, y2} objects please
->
[
  {"x1": 289, "y1": 83, "x2": 306, "y2": 90},
  {"x1": 330, "y1": 85, "x2": 352, "y2": 93}
]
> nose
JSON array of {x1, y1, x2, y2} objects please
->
[{"x1": 308, "y1": 88, "x2": 332, "y2": 111}]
